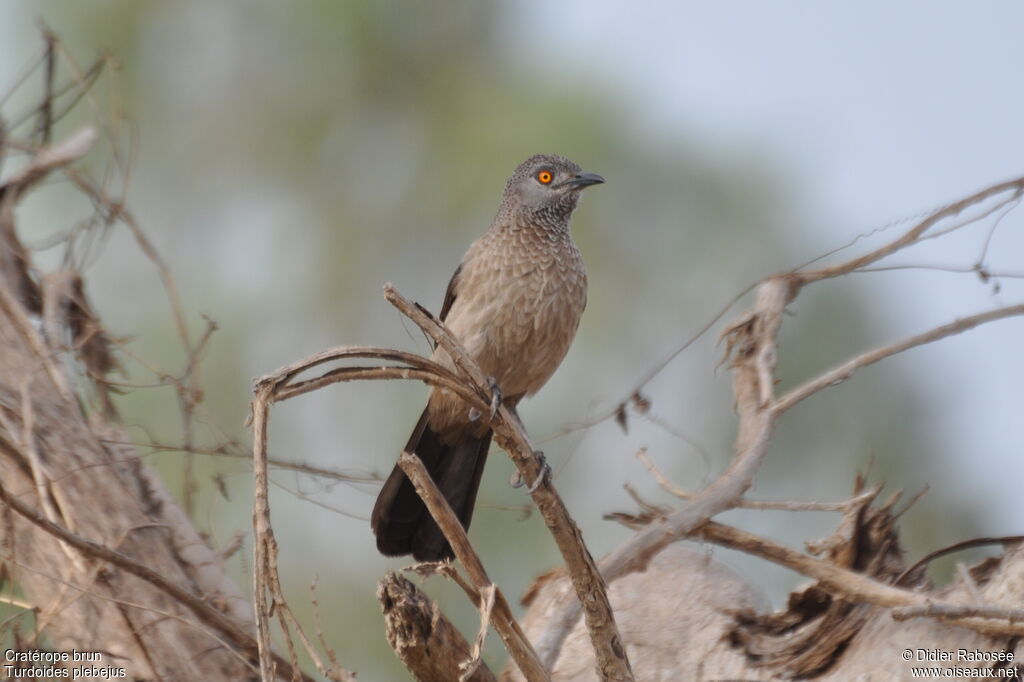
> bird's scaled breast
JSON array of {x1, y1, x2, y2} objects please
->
[{"x1": 443, "y1": 227, "x2": 587, "y2": 400}]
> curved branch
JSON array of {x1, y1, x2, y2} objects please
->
[
  {"x1": 383, "y1": 285, "x2": 635, "y2": 681},
  {"x1": 797, "y1": 177, "x2": 1024, "y2": 281}
]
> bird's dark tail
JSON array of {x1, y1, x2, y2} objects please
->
[{"x1": 371, "y1": 408, "x2": 492, "y2": 561}]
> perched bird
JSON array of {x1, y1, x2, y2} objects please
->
[{"x1": 371, "y1": 154, "x2": 603, "y2": 561}]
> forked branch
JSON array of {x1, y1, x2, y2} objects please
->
[{"x1": 250, "y1": 285, "x2": 634, "y2": 681}]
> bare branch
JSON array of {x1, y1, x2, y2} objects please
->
[
  {"x1": 462, "y1": 585, "x2": 496, "y2": 682},
  {"x1": 918, "y1": 191, "x2": 1021, "y2": 243},
  {"x1": 797, "y1": 177, "x2": 1024, "y2": 281},
  {"x1": 251, "y1": 386, "x2": 279, "y2": 682},
  {"x1": 0, "y1": 126, "x2": 97, "y2": 197},
  {"x1": 892, "y1": 603, "x2": 1024, "y2": 624},
  {"x1": 636, "y1": 447, "x2": 880, "y2": 512},
  {"x1": 895, "y1": 535, "x2": 1024, "y2": 587},
  {"x1": 696, "y1": 520, "x2": 1024, "y2": 637},
  {"x1": 383, "y1": 284, "x2": 635, "y2": 681},
  {"x1": 397, "y1": 451, "x2": 548, "y2": 682},
  {"x1": 250, "y1": 383, "x2": 357, "y2": 682},
  {"x1": 773, "y1": 303, "x2": 1024, "y2": 414},
  {"x1": 852, "y1": 263, "x2": 1024, "y2": 279},
  {"x1": 253, "y1": 344, "x2": 484, "y2": 409}
]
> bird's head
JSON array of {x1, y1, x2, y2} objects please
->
[{"x1": 499, "y1": 153, "x2": 604, "y2": 226}]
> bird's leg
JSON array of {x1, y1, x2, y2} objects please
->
[
  {"x1": 504, "y1": 403, "x2": 527, "y2": 432},
  {"x1": 505, "y1": 403, "x2": 550, "y2": 490},
  {"x1": 486, "y1": 376, "x2": 502, "y2": 422}
]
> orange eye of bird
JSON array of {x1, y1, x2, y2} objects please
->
[{"x1": 537, "y1": 170, "x2": 554, "y2": 185}]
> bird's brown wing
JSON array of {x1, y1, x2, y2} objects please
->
[{"x1": 439, "y1": 263, "x2": 462, "y2": 322}]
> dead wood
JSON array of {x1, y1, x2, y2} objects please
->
[{"x1": 378, "y1": 571, "x2": 499, "y2": 682}]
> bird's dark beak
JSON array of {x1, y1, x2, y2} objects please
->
[{"x1": 564, "y1": 171, "x2": 605, "y2": 189}]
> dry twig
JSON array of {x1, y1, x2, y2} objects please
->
[
  {"x1": 773, "y1": 303, "x2": 1024, "y2": 414},
  {"x1": 694, "y1": 521, "x2": 1024, "y2": 637},
  {"x1": 398, "y1": 451, "x2": 547, "y2": 681},
  {"x1": 377, "y1": 572, "x2": 498, "y2": 682},
  {"x1": 251, "y1": 385, "x2": 355, "y2": 682},
  {"x1": 249, "y1": 284, "x2": 634, "y2": 681}
]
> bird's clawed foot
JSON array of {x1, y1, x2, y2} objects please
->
[
  {"x1": 526, "y1": 452, "x2": 550, "y2": 493},
  {"x1": 467, "y1": 378, "x2": 502, "y2": 423},
  {"x1": 509, "y1": 450, "x2": 550, "y2": 493}
]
